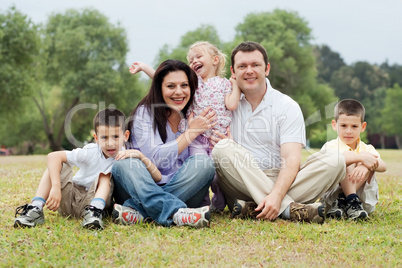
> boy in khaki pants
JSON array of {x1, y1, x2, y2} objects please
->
[
  {"x1": 322, "y1": 99, "x2": 386, "y2": 220},
  {"x1": 14, "y1": 108, "x2": 161, "y2": 229}
]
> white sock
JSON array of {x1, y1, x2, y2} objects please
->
[
  {"x1": 280, "y1": 205, "x2": 290, "y2": 219},
  {"x1": 31, "y1": 197, "x2": 46, "y2": 210},
  {"x1": 90, "y1": 198, "x2": 106, "y2": 210}
]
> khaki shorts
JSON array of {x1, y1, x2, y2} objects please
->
[{"x1": 57, "y1": 163, "x2": 114, "y2": 218}]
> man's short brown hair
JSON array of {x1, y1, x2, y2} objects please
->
[{"x1": 231, "y1": 41, "x2": 269, "y2": 70}]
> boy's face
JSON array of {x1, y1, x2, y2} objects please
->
[
  {"x1": 332, "y1": 114, "x2": 366, "y2": 149},
  {"x1": 94, "y1": 125, "x2": 129, "y2": 158}
]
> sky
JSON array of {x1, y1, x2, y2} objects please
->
[{"x1": 2, "y1": 0, "x2": 402, "y2": 68}]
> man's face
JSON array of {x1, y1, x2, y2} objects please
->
[{"x1": 231, "y1": 50, "x2": 270, "y2": 95}]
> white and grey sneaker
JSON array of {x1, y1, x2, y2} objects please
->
[
  {"x1": 81, "y1": 206, "x2": 104, "y2": 229},
  {"x1": 14, "y1": 204, "x2": 45, "y2": 228},
  {"x1": 173, "y1": 206, "x2": 210, "y2": 228},
  {"x1": 112, "y1": 204, "x2": 144, "y2": 225},
  {"x1": 345, "y1": 196, "x2": 368, "y2": 220}
]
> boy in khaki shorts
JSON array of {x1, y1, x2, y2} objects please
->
[
  {"x1": 322, "y1": 99, "x2": 386, "y2": 220},
  {"x1": 14, "y1": 108, "x2": 161, "y2": 229}
]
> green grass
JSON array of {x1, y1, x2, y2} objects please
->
[{"x1": 0, "y1": 150, "x2": 401, "y2": 267}]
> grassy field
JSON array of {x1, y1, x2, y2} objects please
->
[{"x1": 0, "y1": 150, "x2": 401, "y2": 267}]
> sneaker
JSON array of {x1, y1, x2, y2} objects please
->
[
  {"x1": 112, "y1": 204, "x2": 144, "y2": 225},
  {"x1": 230, "y1": 199, "x2": 259, "y2": 219},
  {"x1": 326, "y1": 194, "x2": 347, "y2": 219},
  {"x1": 210, "y1": 204, "x2": 224, "y2": 215},
  {"x1": 81, "y1": 206, "x2": 104, "y2": 229},
  {"x1": 14, "y1": 204, "x2": 45, "y2": 228},
  {"x1": 172, "y1": 206, "x2": 210, "y2": 228},
  {"x1": 345, "y1": 196, "x2": 368, "y2": 220},
  {"x1": 289, "y1": 202, "x2": 325, "y2": 224}
]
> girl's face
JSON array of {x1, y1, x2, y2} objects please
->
[
  {"x1": 188, "y1": 47, "x2": 219, "y2": 81},
  {"x1": 161, "y1": 71, "x2": 191, "y2": 112}
]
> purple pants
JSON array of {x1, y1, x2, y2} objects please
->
[{"x1": 190, "y1": 135, "x2": 226, "y2": 210}]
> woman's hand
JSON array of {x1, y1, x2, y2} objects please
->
[
  {"x1": 115, "y1": 149, "x2": 143, "y2": 161},
  {"x1": 187, "y1": 107, "x2": 217, "y2": 135}
]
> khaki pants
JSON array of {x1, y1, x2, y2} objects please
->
[
  {"x1": 212, "y1": 139, "x2": 346, "y2": 214},
  {"x1": 58, "y1": 163, "x2": 114, "y2": 218}
]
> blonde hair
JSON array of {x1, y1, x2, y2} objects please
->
[{"x1": 187, "y1": 41, "x2": 226, "y2": 77}]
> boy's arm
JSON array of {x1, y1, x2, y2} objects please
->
[
  {"x1": 129, "y1": 61, "x2": 155, "y2": 79},
  {"x1": 115, "y1": 149, "x2": 162, "y2": 182},
  {"x1": 46, "y1": 151, "x2": 68, "y2": 211},
  {"x1": 376, "y1": 158, "x2": 387, "y2": 172},
  {"x1": 343, "y1": 151, "x2": 379, "y2": 171},
  {"x1": 225, "y1": 77, "x2": 241, "y2": 111}
]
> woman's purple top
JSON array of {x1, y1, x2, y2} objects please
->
[{"x1": 130, "y1": 105, "x2": 189, "y2": 185}]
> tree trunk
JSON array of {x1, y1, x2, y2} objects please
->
[
  {"x1": 34, "y1": 91, "x2": 80, "y2": 151},
  {"x1": 395, "y1": 135, "x2": 401, "y2": 149},
  {"x1": 380, "y1": 133, "x2": 385, "y2": 149}
]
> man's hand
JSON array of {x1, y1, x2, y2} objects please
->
[
  {"x1": 255, "y1": 193, "x2": 282, "y2": 221},
  {"x1": 209, "y1": 127, "x2": 233, "y2": 147}
]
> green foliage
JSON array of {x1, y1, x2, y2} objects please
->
[
  {"x1": 380, "y1": 62, "x2": 402, "y2": 87},
  {"x1": 156, "y1": 24, "x2": 223, "y2": 65},
  {"x1": 313, "y1": 44, "x2": 346, "y2": 84},
  {"x1": 0, "y1": 6, "x2": 40, "y2": 114},
  {"x1": 330, "y1": 62, "x2": 389, "y2": 101},
  {"x1": 382, "y1": 84, "x2": 402, "y2": 136},
  {"x1": 234, "y1": 10, "x2": 337, "y2": 137},
  {"x1": 37, "y1": 8, "x2": 142, "y2": 150}
]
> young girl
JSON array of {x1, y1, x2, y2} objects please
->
[{"x1": 129, "y1": 41, "x2": 241, "y2": 212}]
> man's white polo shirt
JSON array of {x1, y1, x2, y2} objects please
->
[{"x1": 230, "y1": 78, "x2": 306, "y2": 170}]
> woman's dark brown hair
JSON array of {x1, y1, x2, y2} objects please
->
[{"x1": 127, "y1": 59, "x2": 198, "y2": 144}]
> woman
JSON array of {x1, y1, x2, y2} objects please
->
[{"x1": 112, "y1": 60, "x2": 216, "y2": 228}]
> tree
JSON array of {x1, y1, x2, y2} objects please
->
[
  {"x1": 234, "y1": 10, "x2": 337, "y2": 141},
  {"x1": 36, "y1": 8, "x2": 142, "y2": 151},
  {"x1": 0, "y1": 6, "x2": 40, "y2": 114},
  {"x1": 330, "y1": 62, "x2": 389, "y2": 101},
  {"x1": 380, "y1": 62, "x2": 402, "y2": 88},
  {"x1": 382, "y1": 84, "x2": 402, "y2": 149},
  {"x1": 313, "y1": 44, "x2": 346, "y2": 84},
  {"x1": 156, "y1": 25, "x2": 223, "y2": 66}
]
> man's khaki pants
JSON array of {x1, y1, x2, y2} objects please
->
[{"x1": 212, "y1": 139, "x2": 346, "y2": 214}]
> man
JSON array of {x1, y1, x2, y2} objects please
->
[{"x1": 211, "y1": 41, "x2": 379, "y2": 223}]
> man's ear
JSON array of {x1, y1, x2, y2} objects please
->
[
  {"x1": 124, "y1": 130, "x2": 130, "y2": 142},
  {"x1": 265, "y1": 62, "x2": 271, "y2": 76},
  {"x1": 230, "y1": 66, "x2": 235, "y2": 76},
  {"x1": 331, "y1": 120, "x2": 337, "y2": 131}
]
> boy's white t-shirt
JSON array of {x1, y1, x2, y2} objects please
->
[{"x1": 65, "y1": 143, "x2": 115, "y2": 190}]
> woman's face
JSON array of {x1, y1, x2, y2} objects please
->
[{"x1": 161, "y1": 71, "x2": 191, "y2": 112}]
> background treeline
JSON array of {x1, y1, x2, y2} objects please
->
[{"x1": 1, "y1": 7, "x2": 401, "y2": 154}]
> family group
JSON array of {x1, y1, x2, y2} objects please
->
[{"x1": 14, "y1": 41, "x2": 386, "y2": 229}]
